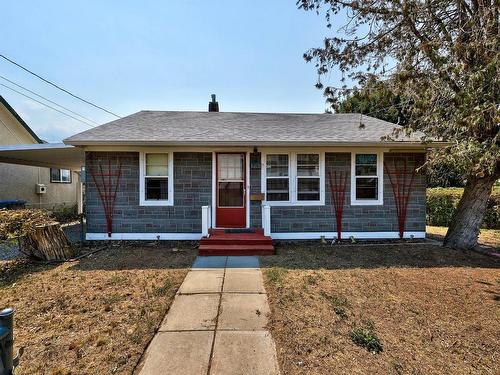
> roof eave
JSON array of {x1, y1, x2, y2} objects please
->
[{"x1": 64, "y1": 140, "x2": 448, "y2": 148}]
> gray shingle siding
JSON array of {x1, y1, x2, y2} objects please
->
[
  {"x1": 85, "y1": 151, "x2": 425, "y2": 236},
  {"x1": 86, "y1": 151, "x2": 212, "y2": 234}
]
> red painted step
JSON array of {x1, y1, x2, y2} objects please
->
[
  {"x1": 200, "y1": 238, "x2": 272, "y2": 246},
  {"x1": 199, "y1": 228, "x2": 274, "y2": 256}
]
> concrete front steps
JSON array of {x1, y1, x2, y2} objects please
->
[{"x1": 199, "y1": 229, "x2": 274, "y2": 256}]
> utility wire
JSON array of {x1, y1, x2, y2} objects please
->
[
  {"x1": 0, "y1": 75, "x2": 100, "y2": 125},
  {"x1": 0, "y1": 54, "x2": 121, "y2": 118},
  {"x1": 0, "y1": 83, "x2": 95, "y2": 128}
]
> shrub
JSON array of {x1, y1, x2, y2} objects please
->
[
  {"x1": 426, "y1": 187, "x2": 499, "y2": 229},
  {"x1": 51, "y1": 204, "x2": 79, "y2": 224},
  {"x1": 349, "y1": 320, "x2": 383, "y2": 353}
]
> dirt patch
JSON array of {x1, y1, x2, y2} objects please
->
[
  {"x1": 261, "y1": 243, "x2": 500, "y2": 374},
  {"x1": 0, "y1": 243, "x2": 196, "y2": 374}
]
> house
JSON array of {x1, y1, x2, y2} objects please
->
[
  {"x1": 0, "y1": 96, "x2": 80, "y2": 209},
  {"x1": 63, "y1": 96, "x2": 437, "y2": 246}
]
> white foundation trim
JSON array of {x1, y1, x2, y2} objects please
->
[
  {"x1": 86, "y1": 233, "x2": 203, "y2": 240},
  {"x1": 86, "y1": 231, "x2": 426, "y2": 241},
  {"x1": 271, "y1": 231, "x2": 426, "y2": 240}
]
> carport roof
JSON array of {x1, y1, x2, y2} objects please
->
[{"x1": 0, "y1": 143, "x2": 84, "y2": 170}]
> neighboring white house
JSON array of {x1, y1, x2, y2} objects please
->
[{"x1": 0, "y1": 95, "x2": 79, "y2": 209}]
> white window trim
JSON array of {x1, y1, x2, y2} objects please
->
[
  {"x1": 139, "y1": 151, "x2": 174, "y2": 206},
  {"x1": 261, "y1": 151, "x2": 325, "y2": 206},
  {"x1": 350, "y1": 151, "x2": 384, "y2": 206}
]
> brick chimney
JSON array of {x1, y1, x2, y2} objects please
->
[{"x1": 208, "y1": 94, "x2": 219, "y2": 112}]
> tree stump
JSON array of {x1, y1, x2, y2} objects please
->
[{"x1": 19, "y1": 223, "x2": 76, "y2": 260}]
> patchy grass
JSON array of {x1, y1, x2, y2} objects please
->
[
  {"x1": 0, "y1": 243, "x2": 196, "y2": 374},
  {"x1": 427, "y1": 226, "x2": 500, "y2": 249},
  {"x1": 349, "y1": 320, "x2": 383, "y2": 354},
  {"x1": 264, "y1": 267, "x2": 288, "y2": 284},
  {"x1": 261, "y1": 242, "x2": 500, "y2": 374}
]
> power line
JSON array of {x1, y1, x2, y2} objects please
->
[
  {"x1": 0, "y1": 54, "x2": 121, "y2": 118},
  {"x1": 0, "y1": 75, "x2": 100, "y2": 125},
  {"x1": 0, "y1": 83, "x2": 95, "y2": 128}
]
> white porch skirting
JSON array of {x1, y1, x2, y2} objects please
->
[{"x1": 86, "y1": 231, "x2": 425, "y2": 241}]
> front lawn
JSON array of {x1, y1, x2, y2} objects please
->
[
  {"x1": 0, "y1": 243, "x2": 196, "y2": 374},
  {"x1": 261, "y1": 243, "x2": 500, "y2": 374}
]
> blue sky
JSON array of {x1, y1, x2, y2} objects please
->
[{"x1": 1, "y1": 1, "x2": 340, "y2": 142}]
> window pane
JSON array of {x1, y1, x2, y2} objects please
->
[
  {"x1": 51, "y1": 168, "x2": 60, "y2": 181},
  {"x1": 297, "y1": 178, "x2": 320, "y2": 201},
  {"x1": 218, "y1": 154, "x2": 243, "y2": 180},
  {"x1": 218, "y1": 182, "x2": 243, "y2": 206},
  {"x1": 61, "y1": 169, "x2": 71, "y2": 182},
  {"x1": 297, "y1": 154, "x2": 319, "y2": 176},
  {"x1": 356, "y1": 177, "x2": 378, "y2": 199},
  {"x1": 266, "y1": 154, "x2": 289, "y2": 177},
  {"x1": 146, "y1": 153, "x2": 168, "y2": 176},
  {"x1": 355, "y1": 165, "x2": 377, "y2": 176},
  {"x1": 266, "y1": 178, "x2": 289, "y2": 201},
  {"x1": 355, "y1": 154, "x2": 377, "y2": 176},
  {"x1": 145, "y1": 177, "x2": 168, "y2": 200}
]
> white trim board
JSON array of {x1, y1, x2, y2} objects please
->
[
  {"x1": 271, "y1": 231, "x2": 426, "y2": 240},
  {"x1": 86, "y1": 231, "x2": 426, "y2": 241},
  {"x1": 86, "y1": 233, "x2": 203, "y2": 241}
]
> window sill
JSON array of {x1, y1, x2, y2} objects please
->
[
  {"x1": 263, "y1": 200, "x2": 325, "y2": 207},
  {"x1": 350, "y1": 199, "x2": 383, "y2": 206},
  {"x1": 139, "y1": 200, "x2": 173, "y2": 207}
]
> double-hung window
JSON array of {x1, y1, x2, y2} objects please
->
[
  {"x1": 140, "y1": 152, "x2": 173, "y2": 206},
  {"x1": 296, "y1": 154, "x2": 320, "y2": 201},
  {"x1": 265, "y1": 154, "x2": 290, "y2": 202},
  {"x1": 263, "y1": 152, "x2": 324, "y2": 205},
  {"x1": 351, "y1": 152, "x2": 383, "y2": 205}
]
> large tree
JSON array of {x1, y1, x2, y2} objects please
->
[{"x1": 299, "y1": 0, "x2": 499, "y2": 249}]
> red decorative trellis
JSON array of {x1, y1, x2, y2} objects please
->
[
  {"x1": 328, "y1": 171, "x2": 348, "y2": 241},
  {"x1": 89, "y1": 159, "x2": 123, "y2": 237},
  {"x1": 384, "y1": 158, "x2": 417, "y2": 239}
]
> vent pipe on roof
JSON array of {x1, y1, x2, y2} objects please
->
[{"x1": 208, "y1": 94, "x2": 219, "y2": 112}]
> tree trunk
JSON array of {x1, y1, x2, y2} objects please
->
[
  {"x1": 19, "y1": 223, "x2": 76, "y2": 261},
  {"x1": 444, "y1": 174, "x2": 498, "y2": 250}
]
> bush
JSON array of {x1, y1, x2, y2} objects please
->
[
  {"x1": 51, "y1": 204, "x2": 79, "y2": 224},
  {"x1": 426, "y1": 187, "x2": 500, "y2": 229}
]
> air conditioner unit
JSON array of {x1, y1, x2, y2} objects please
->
[{"x1": 35, "y1": 184, "x2": 47, "y2": 194}]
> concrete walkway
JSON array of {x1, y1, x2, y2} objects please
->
[{"x1": 137, "y1": 256, "x2": 280, "y2": 375}]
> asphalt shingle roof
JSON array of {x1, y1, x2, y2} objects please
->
[{"x1": 64, "y1": 111, "x2": 423, "y2": 146}]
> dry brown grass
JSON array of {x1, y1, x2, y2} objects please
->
[
  {"x1": 0, "y1": 243, "x2": 196, "y2": 374},
  {"x1": 427, "y1": 226, "x2": 500, "y2": 249},
  {"x1": 261, "y1": 242, "x2": 500, "y2": 375}
]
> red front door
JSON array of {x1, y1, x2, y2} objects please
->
[{"x1": 216, "y1": 153, "x2": 246, "y2": 228}]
